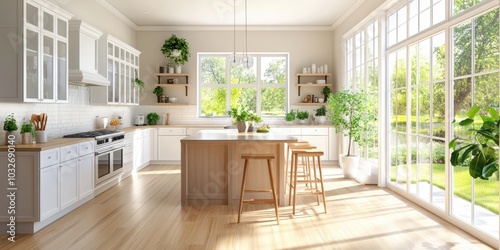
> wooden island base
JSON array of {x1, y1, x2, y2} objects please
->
[{"x1": 180, "y1": 130, "x2": 298, "y2": 206}]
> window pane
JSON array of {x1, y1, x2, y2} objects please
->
[
  {"x1": 453, "y1": 21, "x2": 472, "y2": 77},
  {"x1": 230, "y1": 88, "x2": 257, "y2": 112},
  {"x1": 431, "y1": 139, "x2": 445, "y2": 210},
  {"x1": 432, "y1": 33, "x2": 445, "y2": 81},
  {"x1": 200, "y1": 88, "x2": 227, "y2": 116},
  {"x1": 432, "y1": 81, "x2": 445, "y2": 138},
  {"x1": 231, "y1": 62, "x2": 256, "y2": 85},
  {"x1": 261, "y1": 57, "x2": 286, "y2": 84},
  {"x1": 432, "y1": 0, "x2": 445, "y2": 25},
  {"x1": 261, "y1": 88, "x2": 286, "y2": 116},
  {"x1": 474, "y1": 9, "x2": 499, "y2": 74},
  {"x1": 453, "y1": 0, "x2": 485, "y2": 15},
  {"x1": 418, "y1": 137, "x2": 431, "y2": 202},
  {"x1": 201, "y1": 56, "x2": 226, "y2": 84}
]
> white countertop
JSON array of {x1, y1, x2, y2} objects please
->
[{"x1": 181, "y1": 129, "x2": 299, "y2": 142}]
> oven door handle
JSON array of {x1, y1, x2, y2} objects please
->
[{"x1": 95, "y1": 145, "x2": 124, "y2": 156}]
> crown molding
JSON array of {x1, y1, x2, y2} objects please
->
[
  {"x1": 95, "y1": 0, "x2": 138, "y2": 30},
  {"x1": 330, "y1": 0, "x2": 367, "y2": 30},
  {"x1": 136, "y1": 25, "x2": 335, "y2": 32}
]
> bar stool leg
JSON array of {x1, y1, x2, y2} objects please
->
[
  {"x1": 288, "y1": 151, "x2": 295, "y2": 206},
  {"x1": 292, "y1": 153, "x2": 299, "y2": 215},
  {"x1": 238, "y1": 159, "x2": 249, "y2": 223},
  {"x1": 317, "y1": 156, "x2": 327, "y2": 213},
  {"x1": 267, "y1": 159, "x2": 279, "y2": 224}
]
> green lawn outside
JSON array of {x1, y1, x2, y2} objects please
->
[{"x1": 390, "y1": 164, "x2": 499, "y2": 214}]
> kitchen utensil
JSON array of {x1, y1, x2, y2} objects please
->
[
  {"x1": 31, "y1": 114, "x2": 40, "y2": 130},
  {"x1": 40, "y1": 113, "x2": 47, "y2": 131}
]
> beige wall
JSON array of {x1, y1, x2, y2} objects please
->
[
  {"x1": 331, "y1": 0, "x2": 388, "y2": 92},
  {"x1": 47, "y1": 0, "x2": 136, "y2": 45},
  {"x1": 136, "y1": 30, "x2": 334, "y2": 107}
]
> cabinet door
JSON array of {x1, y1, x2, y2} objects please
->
[
  {"x1": 60, "y1": 159, "x2": 78, "y2": 210},
  {"x1": 133, "y1": 136, "x2": 144, "y2": 169},
  {"x1": 24, "y1": 1, "x2": 41, "y2": 101},
  {"x1": 157, "y1": 135, "x2": 184, "y2": 161},
  {"x1": 40, "y1": 164, "x2": 59, "y2": 221},
  {"x1": 301, "y1": 135, "x2": 329, "y2": 161},
  {"x1": 0, "y1": 152, "x2": 39, "y2": 222},
  {"x1": 78, "y1": 154, "x2": 94, "y2": 200},
  {"x1": 142, "y1": 133, "x2": 151, "y2": 165}
]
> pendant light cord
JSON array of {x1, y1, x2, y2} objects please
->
[
  {"x1": 233, "y1": 0, "x2": 236, "y2": 60},
  {"x1": 245, "y1": 0, "x2": 248, "y2": 57}
]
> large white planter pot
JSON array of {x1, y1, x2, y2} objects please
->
[
  {"x1": 175, "y1": 65, "x2": 182, "y2": 74},
  {"x1": 340, "y1": 154, "x2": 360, "y2": 179}
]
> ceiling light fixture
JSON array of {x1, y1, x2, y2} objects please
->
[{"x1": 227, "y1": 0, "x2": 253, "y2": 69}]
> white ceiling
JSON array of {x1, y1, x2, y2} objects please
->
[{"x1": 100, "y1": 0, "x2": 366, "y2": 29}]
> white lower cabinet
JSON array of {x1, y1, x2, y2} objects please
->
[
  {"x1": 40, "y1": 164, "x2": 60, "y2": 221},
  {"x1": 157, "y1": 128, "x2": 186, "y2": 161},
  {"x1": 78, "y1": 154, "x2": 94, "y2": 200},
  {"x1": 132, "y1": 129, "x2": 152, "y2": 170},
  {"x1": 302, "y1": 128, "x2": 329, "y2": 161},
  {"x1": 60, "y1": 159, "x2": 78, "y2": 210}
]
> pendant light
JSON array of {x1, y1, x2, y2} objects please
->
[
  {"x1": 228, "y1": 0, "x2": 241, "y2": 66},
  {"x1": 241, "y1": 0, "x2": 253, "y2": 68}
]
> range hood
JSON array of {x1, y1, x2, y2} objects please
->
[{"x1": 68, "y1": 20, "x2": 110, "y2": 86}]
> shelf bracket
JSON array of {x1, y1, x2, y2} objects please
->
[
  {"x1": 298, "y1": 75, "x2": 301, "y2": 96},
  {"x1": 185, "y1": 75, "x2": 189, "y2": 96}
]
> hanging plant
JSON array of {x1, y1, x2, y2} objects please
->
[
  {"x1": 160, "y1": 34, "x2": 191, "y2": 65},
  {"x1": 134, "y1": 70, "x2": 145, "y2": 93}
]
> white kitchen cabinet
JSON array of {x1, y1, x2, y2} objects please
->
[
  {"x1": 0, "y1": 0, "x2": 72, "y2": 103},
  {"x1": 90, "y1": 34, "x2": 141, "y2": 105},
  {"x1": 78, "y1": 154, "x2": 94, "y2": 200},
  {"x1": 59, "y1": 159, "x2": 78, "y2": 210},
  {"x1": 40, "y1": 164, "x2": 59, "y2": 221},
  {"x1": 123, "y1": 132, "x2": 134, "y2": 174},
  {"x1": 133, "y1": 129, "x2": 152, "y2": 170},
  {"x1": 302, "y1": 128, "x2": 329, "y2": 160},
  {"x1": 157, "y1": 128, "x2": 186, "y2": 161}
]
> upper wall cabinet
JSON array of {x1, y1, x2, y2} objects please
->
[
  {"x1": 90, "y1": 34, "x2": 141, "y2": 105},
  {"x1": 0, "y1": 0, "x2": 73, "y2": 103}
]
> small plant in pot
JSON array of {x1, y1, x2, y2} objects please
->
[
  {"x1": 321, "y1": 86, "x2": 332, "y2": 103},
  {"x1": 3, "y1": 113, "x2": 18, "y2": 144},
  {"x1": 161, "y1": 34, "x2": 190, "y2": 73},
  {"x1": 247, "y1": 112, "x2": 262, "y2": 132},
  {"x1": 146, "y1": 113, "x2": 160, "y2": 125},
  {"x1": 327, "y1": 90, "x2": 376, "y2": 179},
  {"x1": 449, "y1": 106, "x2": 499, "y2": 180},
  {"x1": 285, "y1": 109, "x2": 297, "y2": 124},
  {"x1": 296, "y1": 110, "x2": 309, "y2": 124},
  {"x1": 315, "y1": 106, "x2": 327, "y2": 125},
  {"x1": 153, "y1": 86, "x2": 164, "y2": 103},
  {"x1": 20, "y1": 119, "x2": 35, "y2": 144},
  {"x1": 228, "y1": 106, "x2": 249, "y2": 132}
]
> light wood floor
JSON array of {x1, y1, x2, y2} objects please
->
[{"x1": 0, "y1": 164, "x2": 494, "y2": 249}]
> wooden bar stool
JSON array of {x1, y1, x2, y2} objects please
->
[
  {"x1": 287, "y1": 143, "x2": 316, "y2": 206},
  {"x1": 238, "y1": 154, "x2": 279, "y2": 224},
  {"x1": 289, "y1": 149, "x2": 327, "y2": 215}
]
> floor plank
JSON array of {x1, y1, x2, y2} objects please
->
[{"x1": 0, "y1": 164, "x2": 494, "y2": 250}]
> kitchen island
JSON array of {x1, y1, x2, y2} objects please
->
[{"x1": 180, "y1": 130, "x2": 298, "y2": 206}]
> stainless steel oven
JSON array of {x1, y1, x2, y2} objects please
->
[
  {"x1": 63, "y1": 130, "x2": 125, "y2": 187},
  {"x1": 95, "y1": 143, "x2": 124, "y2": 185}
]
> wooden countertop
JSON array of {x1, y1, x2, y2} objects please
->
[
  {"x1": 181, "y1": 129, "x2": 299, "y2": 143},
  {"x1": 0, "y1": 138, "x2": 94, "y2": 152}
]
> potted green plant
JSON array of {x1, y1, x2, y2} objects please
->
[
  {"x1": 3, "y1": 113, "x2": 18, "y2": 144},
  {"x1": 247, "y1": 112, "x2": 262, "y2": 132},
  {"x1": 161, "y1": 34, "x2": 190, "y2": 73},
  {"x1": 146, "y1": 112, "x2": 160, "y2": 125},
  {"x1": 153, "y1": 86, "x2": 164, "y2": 103},
  {"x1": 20, "y1": 119, "x2": 35, "y2": 144},
  {"x1": 315, "y1": 105, "x2": 327, "y2": 125},
  {"x1": 134, "y1": 70, "x2": 145, "y2": 93},
  {"x1": 285, "y1": 109, "x2": 297, "y2": 124},
  {"x1": 228, "y1": 106, "x2": 249, "y2": 132},
  {"x1": 296, "y1": 110, "x2": 309, "y2": 124},
  {"x1": 449, "y1": 106, "x2": 499, "y2": 180},
  {"x1": 321, "y1": 86, "x2": 332, "y2": 103},
  {"x1": 327, "y1": 90, "x2": 376, "y2": 178}
]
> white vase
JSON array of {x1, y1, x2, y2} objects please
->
[
  {"x1": 340, "y1": 154, "x2": 360, "y2": 179},
  {"x1": 312, "y1": 64, "x2": 316, "y2": 74},
  {"x1": 298, "y1": 119, "x2": 308, "y2": 124},
  {"x1": 168, "y1": 67, "x2": 174, "y2": 73},
  {"x1": 175, "y1": 65, "x2": 182, "y2": 74},
  {"x1": 317, "y1": 116, "x2": 327, "y2": 125}
]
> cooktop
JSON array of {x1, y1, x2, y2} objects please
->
[{"x1": 63, "y1": 130, "x2": 122, "y2": 138}]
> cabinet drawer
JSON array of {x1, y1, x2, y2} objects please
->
[
  {"x1": 79, "y1": 141, "x2": 94, "y2": 156},
  {"x1": 302, "y1": 127, "x2": 328, "y2": 136},
  {"x1": 281, "y1": 127, "x2": 302, "y2": 135},
  {"x1": 158, "y1": 128, "x2": 186, "y2": 136},
  {"x1": 60, "y1": 144, "x2": 79, "y2": 162},
  {"x1": 40, "y1": 148, "x2": 60, "y2": 168}
]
